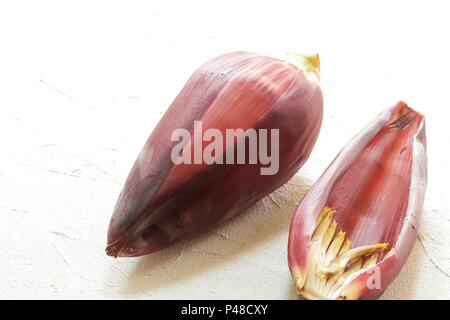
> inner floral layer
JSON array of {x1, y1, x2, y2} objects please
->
[
  {"x1": 300, "y1": 206, "x2": 388, "y2": 300},
  {"x1": 327, "y1": 102, "x2": 423, "y2": 252}
]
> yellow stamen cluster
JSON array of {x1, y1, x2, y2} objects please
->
[{"x1": 297, "y1": 206, "x2": 388, "y2": 300}]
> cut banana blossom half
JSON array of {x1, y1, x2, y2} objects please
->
[{"x1": 288, "y1": 102, "x2": 427, "y2": 300}]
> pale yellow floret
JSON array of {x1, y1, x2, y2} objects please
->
[
  {"x1": 296, "y1": 206, "x2": 388, "y2": 300},
  {"x1": 285, "y1": 53, "x2": 321, "y2": 81}
]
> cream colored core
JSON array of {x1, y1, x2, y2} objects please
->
[
  {"x1": 297, "y1": 206, "x2": 389, "y2": 300},
  {"x1": 285, "y1": 52, "x2": 321, "y2": 82}
]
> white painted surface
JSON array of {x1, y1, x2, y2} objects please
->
[{"x1": 0, "y1": 0, "x2": 449, "y2": 299}]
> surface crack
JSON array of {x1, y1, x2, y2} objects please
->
[
  {"x1": 267, "y1": 194, "x2": 281, "y2": 209},
  {"x1": 418, "y1": 234, "x2": 450, "y2": 278},
  {"x1": 38, "y1": 79, "x2": 75, "y2": 101}
]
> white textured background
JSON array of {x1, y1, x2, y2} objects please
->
[{"x1": 1, "y1": 0, "x2": 449, "y2": 299}]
